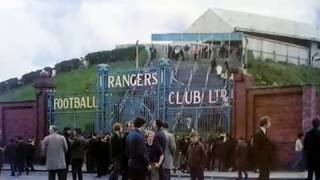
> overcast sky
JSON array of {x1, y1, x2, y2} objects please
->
[{"x1": 0, "y1": 0, "x2": 319, "y2": 81}]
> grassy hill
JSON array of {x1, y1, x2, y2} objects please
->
[
  {"x1": 247, "y1": 51, "x2": 320, "y2": 88},
  {"x1": 0, "y1": 49, "x2": 148, "y2": 102}
]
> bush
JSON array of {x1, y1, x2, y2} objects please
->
[
  {"x1": 85, "y1": 46, "x2": 145, "y2": 65},
  {"x1": 21, "y1": 70, "x2": 41, "y2": 85},
  {"x1": 55, "y1": 58, "x2": 82, "y2": 74}
]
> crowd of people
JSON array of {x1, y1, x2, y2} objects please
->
[{"x1": 0, "y1": 116, "x2": 320, "y2": 180}]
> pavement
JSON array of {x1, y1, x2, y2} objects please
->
[{"x1": 0, "y1": 164, "x2": 308, "y2": 179}]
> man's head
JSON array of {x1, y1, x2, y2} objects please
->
[
  {"x1": 73, "y1": 128, "x2": 82, "y2": 136},
  {"x1": 312, "y1": 117, "x2": 320, "y2": 129},
  {"x1": 63, "y1": 127, "x2": 71, "y2": 135},
  {"x1": 134, "y1": 117, "x2": 146, "y2": 131},
  {"x1": 259, "y1": 116, "x2": 271, "y2": 129},
  {"x1": 49, "y1": 125, "x2": 58, "y2": 134},
  {"x1": 113, "y1": 123, "x2": 123, "y2": 133},
  {"x1": 126, "y1": 121, "x2": 134, "y2": 132},
  {"x1": 155, "y1": 119, "x2": 163, "y2": 129},
  {"x1": 190, "y1": 131, "x2": 200, "y2": 143}
]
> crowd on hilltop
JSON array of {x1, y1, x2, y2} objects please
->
[{"x1": 1, "y1": 116, "x2": 320, "y2": 180}]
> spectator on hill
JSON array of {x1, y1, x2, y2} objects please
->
[
  {"x1": 304, "y1": 117, "x2": 320, "y2": 180},
  {"x1": 70, "y1": 128, "x2": 86, "y2": 180},
  {"x1": 42, "y1": 125, "x2": 68, "y2": 180},
  {"x1": 187, "y1": 131, "x2": 206, "y2": 180}
]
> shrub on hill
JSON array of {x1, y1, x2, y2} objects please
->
[
  {"x1": 21, "y1": 70, "x2": 41, "y2": 85},
  {"x1": 55, "y1": 58, "x2": 82, "y2": 74}
]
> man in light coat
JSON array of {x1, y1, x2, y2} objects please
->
[
  {"x1": 161, "y1": 123, "x2": 176, "y2": 180},
  {"x1": 43, "y1": 126, "x2": 68, "y2": 180}
]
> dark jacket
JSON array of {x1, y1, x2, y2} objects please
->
[
  {"x1": 127, "y1": 129, "x2": 148, "y2": 169},
  {"x1": 187, "y1": 141, "x2": 207, "y2": 168},
  {"x1": 5, "y1": 143, "x2": 17, "y2": 163},
  {"x1": 303, "y1": 127, "x2": 320, "y2": 167},
  {"x1": 253, "y1": 129, "x2": 274, "y2": 168},
  {"x1": 94, "y1": 139, "x2": 110, "y2": 164},
  {"x1": 155, "y1": 129, "x2": 167, "y2": 152},
  {"x1": 234, "y1": 141, "x2": 248, "y2": 168},
  {"x1": 111, "y1": 132, "x2": 123, "y2": 160},
  {"x1": 70, "y1": 135, "x2": 86, "y2": 160},
  {"x1": 16, "y1": 142, "x2": 26, "y2": 162},
  {"x1": 25, "y1": 143, "x2": 35, "y2": 160}
]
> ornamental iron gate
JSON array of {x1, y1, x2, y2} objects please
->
[{"x1": 48, "y1": 58, "x2": 233, "y2": 138}]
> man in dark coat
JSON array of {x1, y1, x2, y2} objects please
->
[
  {"x1": 16, "y1": 137, "x2": 27, "y2": 176},
  {"x1": 109, "y1": 123, "x2": 124, "y2": 180},
  {"x1": 303, "y1": 117, "x2": 320, "y2": 180},
  {"x1": 95, "y1": 135, "x2": 110, "y2": 178},
  {"x1": 63, "y1": 127, "x2": 72, "y2": 175},
  {"x1": 154, "y1": 119, "x2": 166, "y2": 179},
  {"x1": 25, "y1": 139, "x2": 35, "y2": 172},
  {"x1": 5, "y1": 139, "x2": 17, "y2": 176},
  {"x1": 70, "y1": 128, "x2": 86, "y2": 180},
  {"x1": 127, "y1": 117, "x2": 149, "y2": 180},
  {"x1": 122, "y1": 122, "x2": 134, "y2": 180},
  {"x1": 234, "y1": 137, "x2": 248, "y2": 180},
  {"x1": 253, "y1": 116, "x2": 273, "y2": 180}
]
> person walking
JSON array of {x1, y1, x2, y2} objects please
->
[
  {"x1": 63, "y1": 127, "x2": 72, "y2": 176},
  {"x1": 234, "y1": 137, "x2": 248, "y2": 180},
  {"x1": 162, "y1": 123, "x2": 176, "y2": 180},
  {"x1": 187, "y1": 131, "x2": 206, "y2": 180},
  {"x1": 146, "y1": 131, "x2": 164, "y2": 180},
  {"x1": 70, "y1": 128, "x2": 86, "y2": 180},
  {"x1": 5, "y1": 139, "x2": 17, "y2": 176},
  {"x1": 253, "y1": 116, "x2": 273, "y2": 180},
  {"x1": 42, "y1": 125, "x2": 68, "y2": 180},
  {"x1": 109, "y1": 123, "x2": 124, "y2": 180},
  {"x1": 292, "y1": 132, "x2": 304, "y2": 171},
  {"x1": 127, "y1": 117, "x2": 149, "y2": 180},
  {"x1": 16, "y1": 137, "x2": 27, "y2": 176},
  {"x1": 304, "y1": 117, "x2": 320, "y2": 180},
  {"x1": 25, "y1": 138, "x2": 35, "y2": 172}
]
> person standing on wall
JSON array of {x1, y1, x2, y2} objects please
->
[
  {"x1": 187, "y1": 131, "x2": 206, "y2": 180},
  {"x1": 70, "y1": 128, "x2": 86, "y2": 180},
  {"x1": 303, "y1": 117, "x2": 320, "y2": 180},
  {"x1": 42, "y1": 125, "x2": 68, "y2": 180},
  {"x1": 109, "y1": 123, "x2": 124, "y2": 180},
  {"x1": 127, "y1": 117, "x2": 149, "y2": 180},
  {"x1": 162, "y1": 123, "x2": 176, "y2": 180},
  {"x1": 253, "y1": 116, "x2": 273, "y2": 180}
]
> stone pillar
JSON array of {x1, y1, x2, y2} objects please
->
[
  {"x1": 33, "y1": 71, "x2": 55, "y2": 139},
  {"x1": 302, "y1": 86, "x2": 317, "y2": 132},
  {"x1": 232, "y1": 70, "x2": 254, "y2": 140}
]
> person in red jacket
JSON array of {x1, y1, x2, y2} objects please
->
[{"x1": 187, "y1": 131, "x2": 207, "y2": 180}]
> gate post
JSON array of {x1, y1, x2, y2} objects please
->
[
  {"x1": 157, "y1": 58, "x2": 171, "y2": 122},
  {"x1": 97, "y1": 64, "x2": 109, "y2": 133}
]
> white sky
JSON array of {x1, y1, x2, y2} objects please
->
[{"x1": 0, "y1": 0, "x2": 319, "y2": 81}]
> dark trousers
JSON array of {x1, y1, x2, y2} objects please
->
[
  {"x1": 26, "y1": 157, "x2": 34, "y2": 171},
  {"x1": 258, "y1": 167, "x2": 270, "y2": 180},
  {"x1": 190, "y1": 166, "x2": 204, "y2": 180},
  {"x1": 16, "y1": 161, "x2": 26, "y2": 175},
  {"x1": 109, "y1": 159, "x2": 121, "y2": 180},
  {"x1": 71, "y1": 159, "x2": 83, "y2": 180},
  {"x1": 129, "y1": 167, "x2": 146, "y2": 180},
  {"x1": 10, "y1": 162, "x2": 15, "y2": 176},
  {"x1": 161, "y1": 168, "x2": 170, "y2": 180},
  {"x1": 48, "y1": 169, "x2": 66, "y2": 180},
  {"x1": 96, "y1": 161, "x2": 108, "y2": 177},
  {"x1": 237, "y1": 167, "x2": 248, "y2": 180},
  {"x1": 307, "y1": 165, "x2": 320, "y2": 180}
]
